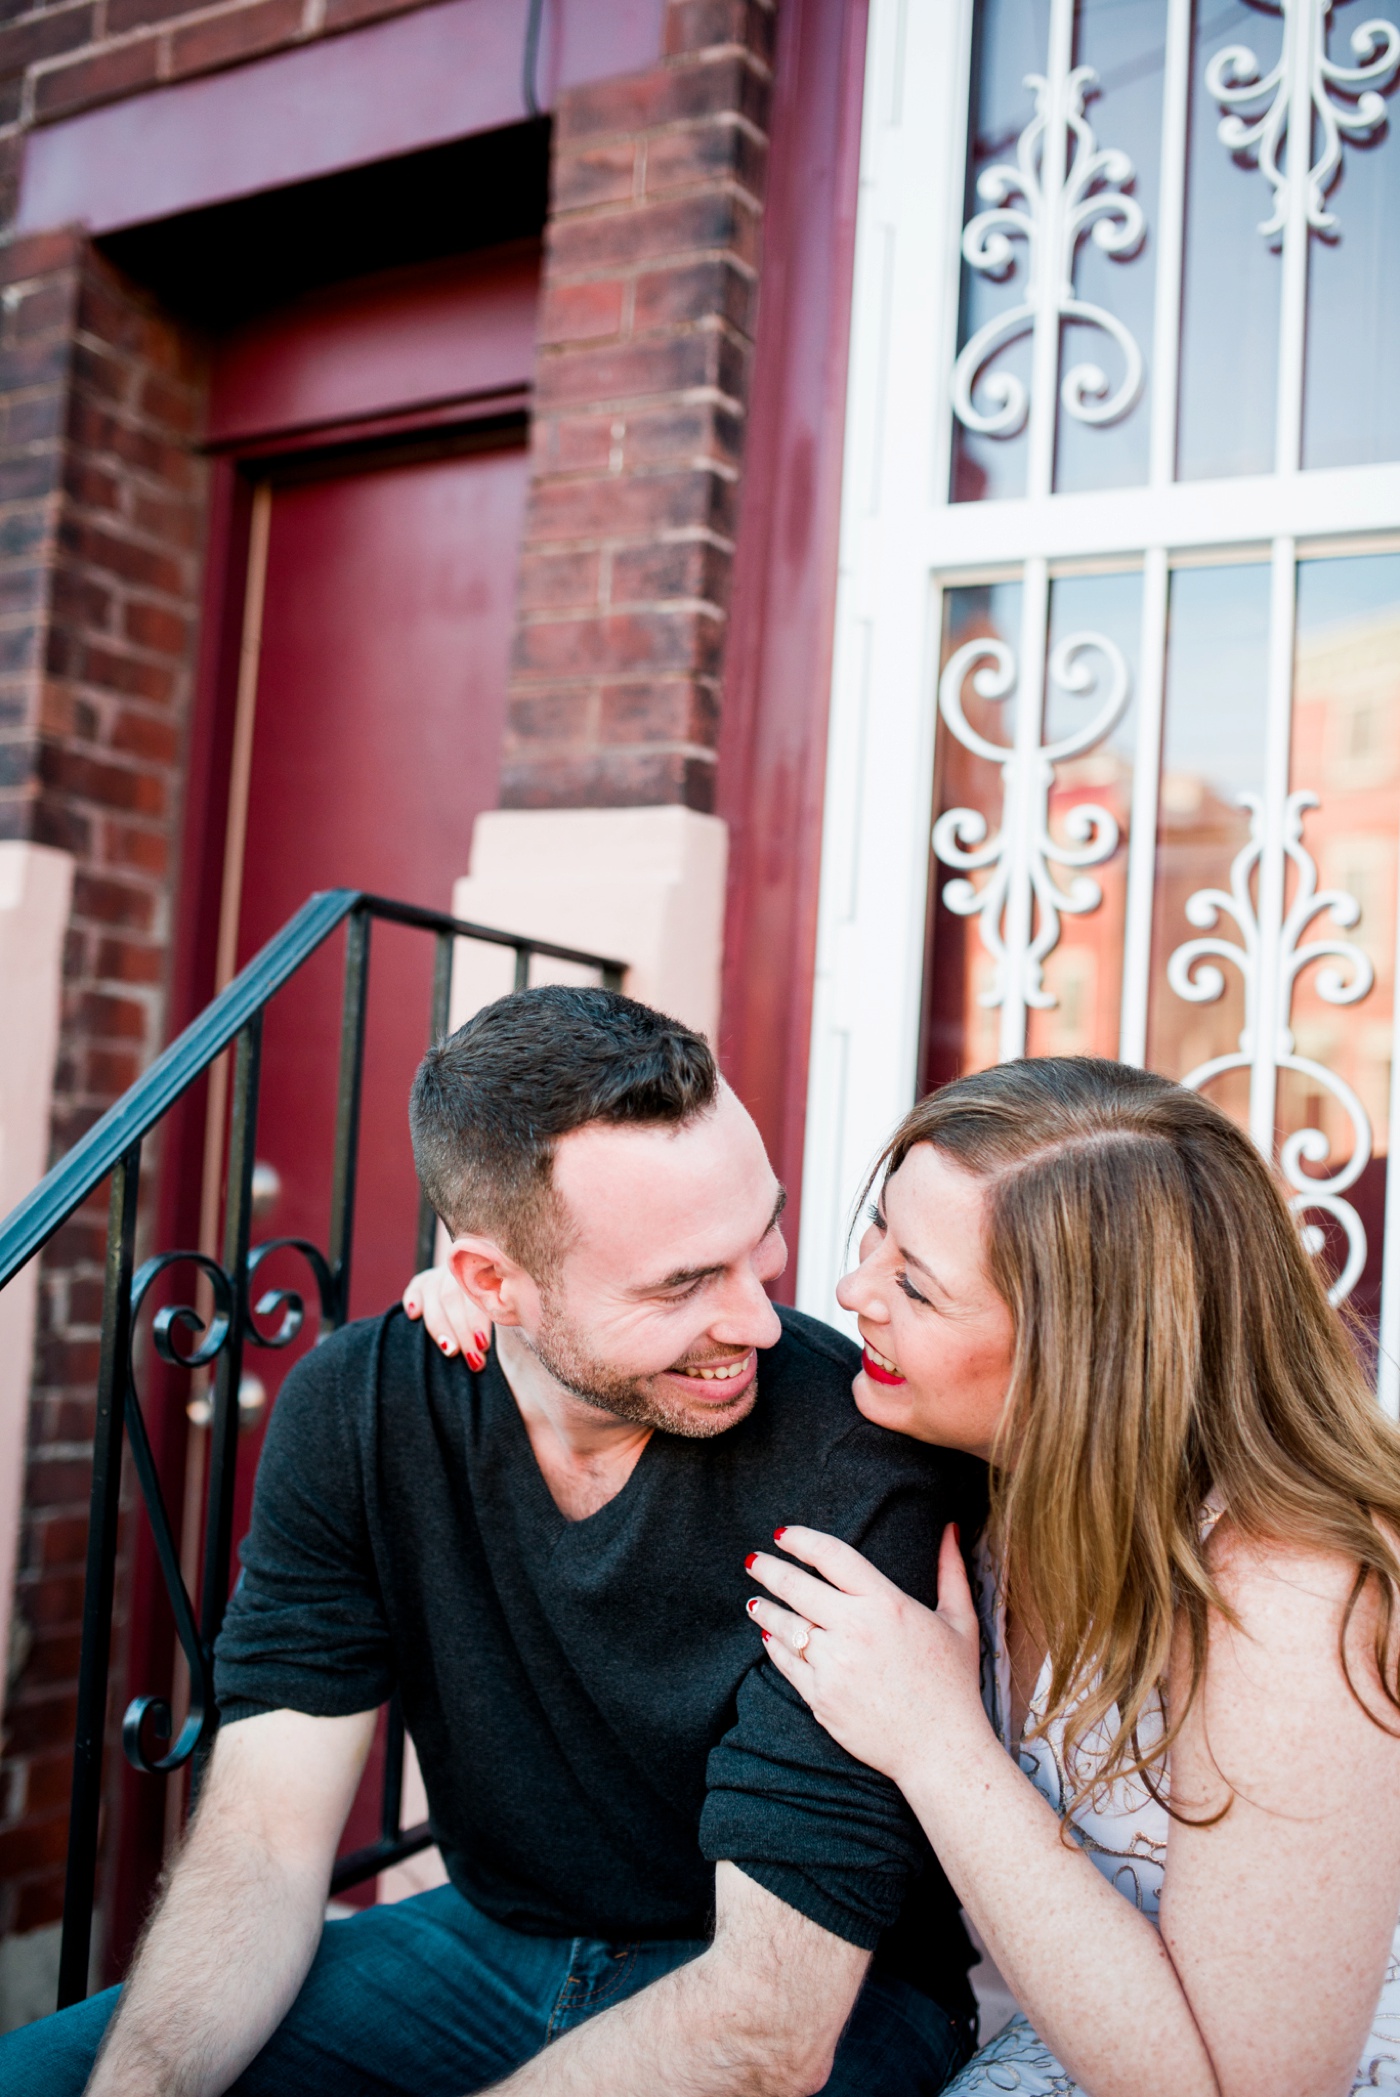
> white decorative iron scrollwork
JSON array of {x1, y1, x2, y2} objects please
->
[
  {"x1": 1167, "y1": 789, "x2": 1375, "y2": 1304},
  {"x1": 1206, "y1": 0, "x2": 1400, "y2": 241},
  {"x1": 933, "y1": 629, "x2": 1130, "y2": 1021},
  {"x1": 951, "y1": 59, "x2": 1146, "y2": 442}
]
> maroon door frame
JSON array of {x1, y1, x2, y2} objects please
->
[
  {"x1": 717, "y1": 0, "x2": 868, "y2": 1281},
  {"x1": 108, "y1": 256, "x2": 540, "y2": 1971}
]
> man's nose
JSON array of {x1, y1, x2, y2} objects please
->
[{"x1": 712, "y1": 1267, "x2": 783, "y2": 1348}]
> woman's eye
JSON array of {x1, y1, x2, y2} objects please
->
[
  {"x1": 867, "y1": 1203, "x2": 887, "y2": 1232},
  {"x1": 896, "y1": 1270, "x2": 929, "y2": 1306}
]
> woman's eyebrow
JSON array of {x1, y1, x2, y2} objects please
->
[{"x1": 897, "y1": 1241, "x2": 952, "y2": 1295}]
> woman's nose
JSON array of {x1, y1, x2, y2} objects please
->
[{"x1": 837, "y1": 1266, "x2": 885, "y2": 1319}]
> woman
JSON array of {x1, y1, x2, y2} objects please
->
[{"x1": 744, "y1": 1058, "x2": 1400, "y2": 2095}]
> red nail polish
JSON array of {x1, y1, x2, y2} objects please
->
[
  {"x1": 761, "y1": 1630, "x2": 771, "y2": 1643},
  {"x1": 475, "y1": 1332, "x2": 489, "y2": 1350},
  {"x1": 744, "y1": 1552, "x2": 757, "y2": 1570},
  {"x1": 773, "y1": 1527, "x2": 787, "y2": 1544},
  {"x1": 467, "y1": 1352, "x2": 484, "y2": 1371},
  {"x1": 439, "y1": 1337, "x2": 453, "y2": 1353},
  {"x1": 746, "y1": 1598, "x2": 758, "y2": 1615}
]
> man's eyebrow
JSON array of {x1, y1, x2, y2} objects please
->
[{"x1": 640, "y1": 1185, "x2": 789, "y2": 1294}]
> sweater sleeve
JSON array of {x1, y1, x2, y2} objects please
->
[
  {"x1": 214, "y1": 1321, "x2": 395, "y2": 1723},
  {"x1": 699, "y1": 1423, "x2": 971, "y2": 1949}
]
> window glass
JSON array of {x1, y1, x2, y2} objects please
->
[{"x1": 1176, "y1": 3, "x2": 1284, "y2": 480}]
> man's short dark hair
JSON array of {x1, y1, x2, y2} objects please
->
[{"x1": 410, "y1": 985, "x2": 718, "y2": 1273}]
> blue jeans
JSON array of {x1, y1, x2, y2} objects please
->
[{"x1": 1, "y1": 1882, "x2": 972, "y2": 2095}]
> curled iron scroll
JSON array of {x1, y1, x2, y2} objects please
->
[
  {"x1": 245, "y1": 1237, "x2": 337, "y2": 1347},
  {"x1": 121, "y1": 1251, "x2": 234, "y2": 1774}
]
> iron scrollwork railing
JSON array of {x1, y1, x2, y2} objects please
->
[{"x1": 0, "y1": 890, "x2": 624, "y2": 2008}]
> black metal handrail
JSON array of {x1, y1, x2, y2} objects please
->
[{"x1": 0, "y1": 889, "x2": 624, "y2": 2007}]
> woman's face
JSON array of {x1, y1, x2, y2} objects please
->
[{"x1": 836, "y1": 1143, "x2": 1015, "y2": 1458}]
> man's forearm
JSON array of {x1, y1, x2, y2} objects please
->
[
  {"x1": 486, "y1": 1865, "x2": 869, "y2": 2097},
  {"x1": 86, "y1": 1814, "x2": 326, "y2": 2097}
]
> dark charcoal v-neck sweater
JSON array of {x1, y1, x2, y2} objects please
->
[{"x1": 214, "y1": 1304, "x2": 986, "y2": 2015}]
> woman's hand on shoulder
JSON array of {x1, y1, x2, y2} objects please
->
[
  {"x1": 402, "y1": 1266, "x2": 490, "y2": 1370},
  {"x1": 745, "y1": 1523, "x2": 991, "y2": 1788}
]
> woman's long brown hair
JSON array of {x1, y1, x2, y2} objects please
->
[{"x1": 871, "y1": 1057, "x2": 1400, "y2": 1812}]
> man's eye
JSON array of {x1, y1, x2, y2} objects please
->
[{"x1": 896, "y1": 1271, "x2": 928, "y2": 1306}]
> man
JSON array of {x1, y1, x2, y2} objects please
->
[{"x1": 6, "y1": 988, "x2": 983, "y2": 2097}]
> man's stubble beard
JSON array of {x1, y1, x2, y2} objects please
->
[{"x1": 524, "y1": 1297, "x2": 757, "y2": 1439}]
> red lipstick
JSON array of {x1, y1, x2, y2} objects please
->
[{"x1": 861, "y1": 1344, "x2": 906, "y2": 1386}]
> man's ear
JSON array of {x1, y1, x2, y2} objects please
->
[{"x1": 448, "y1": 1236, "x2": 532, "y2": 1328}]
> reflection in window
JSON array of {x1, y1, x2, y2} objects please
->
[
  {"x1": 1303, "y1": 0, "x2": 1400, "y2": 470},
  {"x1": 1285, "y1": 553, "x2": 1400, "y2": 1324},
  {"x1": 1145, "y1": 560, "x2": 1273, "y2": 1125},
  {"x1": 1177, "y1": 2, "x2": 1285, "y2": 480},
  {"x1": 921, "y1": 569, "x2": 1140, "y2": 1086},
  {"x1": 950, "y1": 0, "x2": 1161, "y2": 504}
]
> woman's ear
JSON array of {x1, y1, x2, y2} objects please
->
[{"x1": 448, "y1": 1237, "x2": 528, "y2": 1327}]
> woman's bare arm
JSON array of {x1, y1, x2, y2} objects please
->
[{"x1": 750, "y1": 1523, "x2": 1400, "y2": 2097}]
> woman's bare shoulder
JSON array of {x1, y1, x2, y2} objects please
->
[{"x1": 1193, "y1": 1522, "x2": 1400, "y2": 1756}]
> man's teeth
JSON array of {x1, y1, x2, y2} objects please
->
[
  {"x1": 865, "y1": 1342, "x2": 900, "y2": 1375},
  {"x1": 685, "y1": 1357, "x2": 749, "y2": 1381}
]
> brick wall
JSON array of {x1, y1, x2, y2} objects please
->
[
  {"x1": 0, "y1": 0, "x2": 445, "y2": 225},
  {"x1": 505, "y1": 0, "x2": 776, "y2": 811},
  {"x1": 0, "y1": 232, "x2": 206, "y2": 1952}
]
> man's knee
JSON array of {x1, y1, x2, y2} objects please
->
[{"x1": 0, "y1": 1985, "x2": 120, "y2": 2097}]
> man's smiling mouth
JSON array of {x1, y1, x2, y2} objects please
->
[{"x1": 672, "y1": 1353, "x2": 753, "y2": 1384}]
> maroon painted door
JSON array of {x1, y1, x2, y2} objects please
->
[{"x1": 236, "y1": 441, "x2": 527, "y2": 1343}]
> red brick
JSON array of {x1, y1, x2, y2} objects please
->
[
  {"x1": 32, "y1": 37, "x2": 162, "y2": 120},
  {"x1": 18, "y1": 1750, "x2": 74, "y2": 1814},
  {"x1": 0, "y1": 231, "x2": 82, "y2": 288},
  {"x1": 122, "y1": 599, "x2": 189, "y2": 655},
  {"x1": 506, "y1": 689, "x2": 595, "y2": 743},
  {"x1": 633, "y1": 255, "x2": 753, "y2": 335},
  {"x1": 139, "y1": 370, "x2": 202, "y2": 436},
  {"x1": 538, "y1": 278, "x2": 626, "y2": 347},
  {"x1": 23, "y1": 1457, "x2": 93, "y2": 1508},
  {"x1": 665, "y1": 0, "x2": 776, "y2": 64},
  {"x1": 517, "y1": 548, "x2": 602, "y2": 611},
  {"x1": 14, "y1": 1878, "x2": 65, "y2": 1932},
  {"x1": 610, "y1": 536, "x2": 728, "y2": 606},
  {"x1": 599, "y1": 677, "x2": 719, "y2": 745},
  {"x1": 548, "y1": 189, "x2": 762, "y2": 275},
  {"x1": 547, "y1": 416, "x2": 618, "y2": 476},
  {"x1": 71, "y1": 871, "x2": 155, "y2": 929},
  {"x1": 538, "y1": 329, "x2": 737, "y2": 413},
  {"x1": 552, "y1": 142, "x2": 637, "y2": 214},
  {"x1": 514, "y1": 606, "x2": 722, "y2": 679},
  {"x1": 106, "y1": 0, "x2": 217, "y2": 32},
  {"x1": 168, "y1": 0, "x2": 306, "y2": 79},
  {"x1": 6, "y1": 277, "x2": 78, "y2": 342},
  {"x1": 93, "y1": 934, "x2": 163, "y2": 984},
  {"x1": 59, "y1": 521, "x2": 184, "y2": 596},
  {"x1": 86, "y1": 1044, "x2": 143, "y2": 1092},
  {"x1": 110, "y1": 706, "x2": 179, "y2": 762},
  {"x1": 0, "y1": 1809, "x2": 69, "y2": 1877},
  {"x1": 20, "y1": 1625, "x2": 82, "y2": 1685},
  {"x1": 0, "y1": 4, "x2": 95, "y2": 79},
  {"x1": 321, "y1": 0, "x2": 421, "y2": 28},
  {"x1": 38, "y1": 744, "x2": 166, "y2": 816},
  {"x1": 528, "y1": 465, "x2": 737, "y2": 544},
  {"x1": 78, "y1": 988, "x2": 149, "y2": 1039},
  {"x1": 100, "y1": 818, "x2": 169, "y2": 875},
  {"x1": 556, "y1": 51, "x2": 768, "y2": 147},
  {"x1": 501, "y1": 746, "x2": 716, "y2": 813},
  {"x1": 642, "y1": 117, "x2": 767, "y2": 201}
]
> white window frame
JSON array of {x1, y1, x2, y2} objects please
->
[{"x1": 797, "y1": 0, "x2": 1400, "y2": 1415}]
